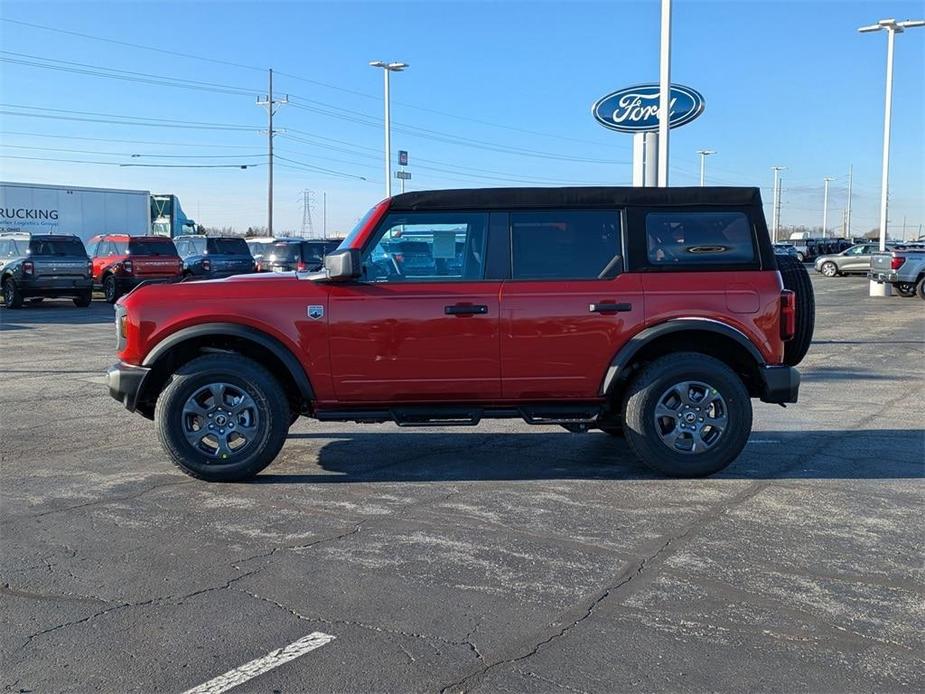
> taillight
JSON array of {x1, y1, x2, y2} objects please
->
[
  {"x1": 22, "y1": 260, "x2": 34, "y2": 276},
  {"x1": 122, "y1": 259, "x2": 134, "y2": 274},
  {"x1": 891, "y1": 256, "x2": 906, "y2": 270},
  {"x1": 780, "y1": 290, "x2": 796, "y2": 341},
  {"x1": 86, "y1": 260, "x2": 93, "y2": 274},
  {"x1": 202, "y1": 259, "x2": 211, "y2": 272}
]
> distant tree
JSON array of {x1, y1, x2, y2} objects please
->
[{"x1": 195, "y1": 224, "x2": 206, "y2": 234}]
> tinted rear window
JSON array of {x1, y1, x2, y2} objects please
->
[
  {"x1": 129, "y1": 238, "x2": 178, "y2": 256},
  {"x1": 268, "y1": 242, "x2": 301, "y2": 261},
  {"x1": 207, "y1": 238, "x2": 250, "y2": 255},
  {"x1": 645, "y1": 211, "x2": 755, "y2": 265},
  {"x1": 30, "y1": 238, "x2": 87, "y2": 257}
]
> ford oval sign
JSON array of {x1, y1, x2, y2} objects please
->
[{"x1": 592, "y1": 84, "x2": 705, "y2": 133}]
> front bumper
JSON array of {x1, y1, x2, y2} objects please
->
[
  {"x1": 759, "y1": 365, "x2": 800, "y2": 404},
  {"x1": 106, "y1": 362, "x2": 150, "y2": 413}
]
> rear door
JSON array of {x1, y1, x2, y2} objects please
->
[
  {"x1": 328, "y1": 210, "x2": 502, "y2": 402},
  {"x1": 499, "y1": 210, "x2": 644, "y2": 400}
]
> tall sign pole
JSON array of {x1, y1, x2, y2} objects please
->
[
  {"x1": 632, "y1": 133, "x2": 645, "y2": 186},
  {"x1": 846, "y1": 164, "x2": 853, "y2": 238},
  {"x1": 822, "y1": 177, "x2": 833, "y2": 238},
  {"x1": 657, "y1": 0, "x2": 672, "y2": 186}
]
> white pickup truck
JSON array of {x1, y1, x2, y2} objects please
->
[{"x1": 869, "y1": 248, "x2": 925, "y2": 299}]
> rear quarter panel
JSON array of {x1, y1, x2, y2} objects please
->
[{"x1": 641, "y1": 270, "x2": 784, "y2": 364}]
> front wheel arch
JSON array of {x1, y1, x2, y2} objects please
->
[{"x1": 137, "y1": 325, "x2": 314, "y2": 419}]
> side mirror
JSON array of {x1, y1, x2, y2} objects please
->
[{"x1": 323, "y1": 248, "x2": 361, "y2": 280}]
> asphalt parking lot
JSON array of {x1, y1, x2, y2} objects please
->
[{"x1": 1, "y1": 275, "x2": 923, "y2": 694}]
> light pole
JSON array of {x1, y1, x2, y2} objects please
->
[
  {"x1": 771, "y1": 166, "x2": 786, "y2": 242},
  {"x1": 697, "y1": 149, "x2": 715, "y2": 186},
  {"x1": 369, "y1": 60, "x2": 408, "y2": 198},
  {"x1": 859, "y1": 18, "x2": 924, "y2": 295},
  {"x1": 822, "y1": 177, "x2": 834, "y2": 238},
  {"x1": 657, "y1": 0, "x2": 672, "y2": 187}
]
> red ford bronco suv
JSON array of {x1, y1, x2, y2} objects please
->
[
  {"x1": 89, "y1": 234, "x2": 183, "y2": 303},
  {"x1": 106, "y1": 187, "x2": 813, "y2": 482}
]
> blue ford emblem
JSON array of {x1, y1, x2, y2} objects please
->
[{"x1": 592, "y1": 84, "x2": 705, "y2": 133}]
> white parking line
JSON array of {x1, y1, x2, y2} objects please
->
[{"x1": 182, "y1": 631, "x2": 336, "y2": 694}]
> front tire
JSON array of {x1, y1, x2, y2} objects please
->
[
  {"x1": 820, "y1": 261, "x2": 838, "y2": 277},
  {"x1": 154, "y1": 354, "x2": 290, "y2": 482},
  {"x1": 623, "y1": 353, "x2": 752, "y2": 477},
  {"x1": 103, "y1": 275, "x2": 120, "y2": 303},
  {"x1": 2, "y1": 278, "x2": 23, "y2": 309},
  {"x1": 917, "y1": 276, "x2": 925, "y2": 301}
]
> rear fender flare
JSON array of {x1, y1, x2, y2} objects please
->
[{"x1": 600, "y1": 319, "x2": 766, "y2": 395}]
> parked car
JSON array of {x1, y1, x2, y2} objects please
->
[
  {"x1": 89, "y1": 234, "x2": 182, "y2": 303},
  {"x1": 173, "y1": 235, "x2": 256, "y2": 279},
  {"x1": 814, "y1": 242, "x2": 892, "y2": 277},
  {"x1": 0, "y1": 232, "x2": 92, "y2": 309},
  {"x1": 774, "y1": 243, "x2": 799, "y2": 258},
  {"x1": 299, "y1": 239, "x2": 342, "y2": 272},
  {"x1": 869, "y1": 249, "x2": 925, "y2": 298},
  {"x1": 106, "y1": 186, "x2": 813, "y2": 482}
]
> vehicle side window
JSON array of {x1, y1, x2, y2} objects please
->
[
  {"x1": 112, "y1": 240, "x2": 129, "y2": 255},
  {"x1": 645, "y1": 211, "x2": 755, "y2": 266},
  {"x1": 362, "y1": 212, "x2": 489, "y2": 282},
  {"x1": 88, "y1": 239, "x2": 102, "y2": 256},
  {"x1": 511, "y1": 210, "x2": 622, "y2": 280},
  {"x1": 845, "y1": 245, "x2": 863, "y2": 256}
]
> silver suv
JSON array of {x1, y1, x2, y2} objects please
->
[{"x1": 814, "y1": 243, "x2": 890, "y2": 277}]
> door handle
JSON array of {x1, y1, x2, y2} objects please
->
[
  {"x1": 589, "y1": 302, "x2": 632, "y2": 313},
  {"x1": 445, "y1": 304, "x2": 488, "y2": 316}
]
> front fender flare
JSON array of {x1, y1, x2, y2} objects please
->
[
  {"x1": 600, "y1": 318, "x2": 766, "y2": 395},
  {"x1": 142, "y1": 322, "x2": 315, "y2": 401}
]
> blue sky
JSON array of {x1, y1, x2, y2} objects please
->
[{"x1": 1, "y1": 0, "x2": 923, "y2": 237}]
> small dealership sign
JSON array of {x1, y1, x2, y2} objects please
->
[{"x1": 592, "y1": 83, "x2": 704, "y2": 133}]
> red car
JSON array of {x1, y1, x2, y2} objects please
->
[
  {"x1": 106, "y1": 187, "x2": 813, "y2": 482},
  {"x1": 89, "y1": 234, "x2": 183, "y2": 303}
]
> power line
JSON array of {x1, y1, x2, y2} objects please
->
[
  {"x1": 0, "y1": 103, "x2": 258, "y2": 130},
  {"x1": 1, "y1": 143, "x2": 265, "y2": 158},
  {"x1": 1, "y1": 130, "x2": 261, "y2": 149},
  {"x1": 2, "y1": 154, "x2": 261, "y2": 168}
]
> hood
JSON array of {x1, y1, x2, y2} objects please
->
[{"x1": 120, "y1": 270, "x2": 327, "y2": 308}]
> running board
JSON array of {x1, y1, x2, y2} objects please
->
[{"x1": 315, "y1": 404, "x2": 604, "y2": 427}]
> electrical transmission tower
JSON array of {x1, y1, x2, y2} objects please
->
[{"x1": 300, "y1": 190, "x2": 316, "y2": 238}]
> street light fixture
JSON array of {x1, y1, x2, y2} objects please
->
[
  {"x1": 858, "y1": 17, "x2": 923, "y2": 296},
  {"x1": 369, "y1": 60, "x2": 409, "y2": 198},
  {"x1": 696, "y1": 149, "x2": 715, "y2": 186}
]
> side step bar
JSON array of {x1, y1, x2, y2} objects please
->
[{"x1": 315, "y1": 404, "x2": 604, "y2": 428}]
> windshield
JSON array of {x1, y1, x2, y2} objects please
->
[
  {"x1": 267, "y1": 242, "x2": 301, "y2": 261},
  {"x1": 129, "y1": 238, "x2": 178, "y2": 256},
  {"x1": 30, "y1": 238, "x2": 87, "y2": 257},
  {"x1": 207, "y1": 238, "x2": 250, "y2": 256}
]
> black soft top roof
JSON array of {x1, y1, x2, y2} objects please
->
[{"x1": 389, "y1": 186, "x2": 762, "y2": 211}]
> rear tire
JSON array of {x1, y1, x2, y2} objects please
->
[
  {"x1": 155, "y1": 354, "x2": 290, "y2": 482},
  {"x1": 776, "y1": 255, "x2": 815, "y2": 366},
  {"x1": 917, "y1": 276, "x2": 925, "y2": 301},
  {"x1": 895, "y1": 282, "x2": 916, "y2": 298},
  {"x1": 820, "y1": 261, "x2": 838, "y2": 277},
  {"x1": 2, "y1": 279, "x2": 23, "y2": 309},
  {"x1": 73, "y1": 291, "x2": 92, "y2": 308},
  {"x1": 623, "y1": 353, "x2": 752, "y2": 477}
]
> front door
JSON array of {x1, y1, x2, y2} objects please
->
[
  {"x1": 500, "y1": 209, "x2": 644, "y2": 400},
  {"x1": 328, "y1": 210, "x2": 502, "y2": 402}
]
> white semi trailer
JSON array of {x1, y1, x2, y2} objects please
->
[{"x1": 0, "y1": 181, "x2": 151, "y2": 244}]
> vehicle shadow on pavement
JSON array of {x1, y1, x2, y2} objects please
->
[
  {"x1": 0, "y1": 302, "x2": 113, "y2": 327},
  {"x1": 268, "y1": 429, "x2": 925, "y2": 484}
]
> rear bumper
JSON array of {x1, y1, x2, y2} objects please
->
[
  {"x1": 759, "y1": 365, "x2": 800, "y2": 404},
  {"x1": 105, "y1": 362, "x2": 150, "y2": 412},
  {"x1": 867, "y1": 270, "x2": 897, "y2": 283},
  {"x1": 114, "y1": 275, "x2": 179, "y2": 291},
  {"x1": 19, "y1": 277, "x2": 92, "y2": 296}
]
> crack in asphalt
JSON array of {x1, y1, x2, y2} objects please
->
[{"x1": 28, "y1": 479, "x2": 195, "y2": 519}]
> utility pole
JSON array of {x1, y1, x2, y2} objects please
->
[
  {"x1": 369, "y1": 61, "x2": 408, "y2": 198},
  {"x1": 322, "y1": 192, "x2": 327, "y2": 238},
  {"x1": 902, "y1": 215, "x2": 906, "y2": 241},
  {"x1": 257, "y1": 68, "x2": 288, "y2": 237},
  {"x1": 771, "y1": 166, "x2": 785, "y2": 242},
  {"x1": 822, "y1": 177, "x2": 834, "y2": 238},
  {"x1": 845, "y1": 164, "x2": 853, "y2": 238}
]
